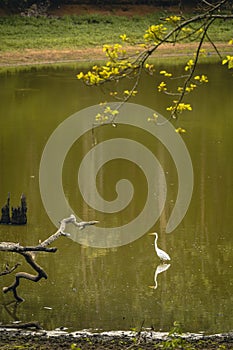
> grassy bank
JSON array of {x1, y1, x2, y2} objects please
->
[
  {"x1": 0, "y1": 12, "x2": 232, "y2": 66},
  {"x1": 1, "y1": 13, "x2": 164, "y2": 51}
]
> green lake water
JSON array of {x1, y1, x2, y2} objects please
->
[{"x1": 0, "y1": 60, "x2": 232, "y2": 334}]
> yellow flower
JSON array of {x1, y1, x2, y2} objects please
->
[
  {"x1": 158, "y1": 81, "x2": 167, "y2": 92},
  {"x1": 160, "y1": 70, "x2": 172, "y2": 77},
  {"x1": 110, "y1": 91, "x2": 118, "y2": 96},
  {"x1": 222, "y1": 55, "x2": 233, "y2": 69},
  {"x1": 165, "y1": 15, "x2": 181, "y2": 23},
  {"x1": 185, "y1": 83, "x2": 197, "y2": 92},
  {"x1": 111, "y1": 110, "x2": 119, "y2": 116},
  {"x1": 104, "y1": 106, "x2": 119, "y2": 117},
  {"x1": 95, "y1": 113, "x2": 103, "y2": 122},
  {"x1": 77, "y1": 72, "x2": 84, "y2": 79},
  {"x1": 148, "y1": 113, "x2": 159, "y2": 122},
  {"x1": 145, "y1": 63, "x2": 155, "y2": 73},
  {"x1": 194, "y1": 75, "x2": 208, "y2": 83},
  {"x1": 123, "y1": 90, "x2": 138, "y2": 97},
  {"x1": 103, "y1": 44, "x2": 110, "y2": 52},
  {"x1": 184, "y1": 59, "x2": 194, "y2": 71},
  {"x1": 144, "y1": 24, "x2": 167, "y2": 42},
  {"x1": 181, "y1": 27, "x2": 192, "y2": 33},
  {"x1": 176, "y1": 127, "x2": 186, "y2": 134},
  {"x1": 199, "y1": 49, "x2": 207, "y2": 57},
  {"x1": 120, "y1": 34, "x2": 128, "y2": 41},
  {"x1": 167, "y1": 101, "x2": 192, "y2": 113},
  {"x1": 177, "y1": 103, "x2": 192, "y2": 111}
]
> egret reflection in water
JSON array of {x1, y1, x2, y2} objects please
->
[{"x1": 149, "y1": 263, "x2": 171, "y2": 290}]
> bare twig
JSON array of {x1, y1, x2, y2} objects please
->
[
  {"x1": 206, "y1": 32, "x2": 223, "y2": 59},
  {"x1": 0, "y1": 263, "x2": 21, "y2": 276}
]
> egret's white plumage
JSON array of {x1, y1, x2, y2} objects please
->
[{"x1": 149, "y1": 232, "x2": 171, "y2": 262}]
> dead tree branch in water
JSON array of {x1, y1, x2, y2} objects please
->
[{"x1": 0, "y1": 214, "x2": 98, "y2": 302}]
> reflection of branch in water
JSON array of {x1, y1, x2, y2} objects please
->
[
  {"x1": 2, "y1": 251, "x2": 48, "y2": 302},
  {"x1": 2, "y1": 300, "x2": 20, "y2": 321},
  {"x1": 1, "y1": 321, "x2": 41, "y2": 330},
  {"x1": 2, "y1": 301, "x2": 41, "y2": 330},
  {"x1": 149, "y1": 263, "x2": 171, "y2": 290}
]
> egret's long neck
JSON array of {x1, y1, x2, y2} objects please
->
[{"x1": 154, "y1": 234, "x2": 158, "y2": 250}]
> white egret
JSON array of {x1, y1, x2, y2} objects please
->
[{"x1": 149, "y1": 232, "x2": 171, "y2": 262}]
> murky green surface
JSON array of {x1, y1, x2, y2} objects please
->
[{"x1": 0, "y1": 61, "x2": 232, "y2": 334}]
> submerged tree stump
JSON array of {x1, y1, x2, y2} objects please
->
[
  {"x1": 0, "y1": 193, "x2": 27, "y2": 225},
  {"x1": 0, "y1": 193, "x2": 10, "y2": 224}
]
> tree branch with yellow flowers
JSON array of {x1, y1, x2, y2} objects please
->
[{"x1": 77, "y1": 0, "x2": 233, "y2": 129}]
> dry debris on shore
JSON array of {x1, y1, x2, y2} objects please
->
[{"x1": 0, "y1": 328, "x2": 233, "y2": 349}]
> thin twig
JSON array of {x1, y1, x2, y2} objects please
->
[
  {"x1": 0, "y1": 263, "x2": 21, "y2": 276},
  {"x1": 170, "y1": 17, "x2": 216, "y2": 118},
  {"x1": 206, "y1": 33, "x2": 223, "y2": 59}
]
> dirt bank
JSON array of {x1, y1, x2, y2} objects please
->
[
  {"x1": 0, "y1": 328, "x2": 233, "y2": 350},
  {"x1": 0, "y1": 42, "x2": 230, "y2": 68}
]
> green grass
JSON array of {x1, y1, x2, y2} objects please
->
[
  {"x1": 0, "y1": 13, "x2": 161, "y2": 51},
  {"x1": 0, "y1": 13, "x2": 232, "y2": 52}
]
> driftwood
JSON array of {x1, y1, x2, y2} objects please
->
[
  {"x1": 0, "y1": 243, "x2": 57, "y2": 253},
  {"x1": 1, "y1": 321, "x2": 42, "y2": 330},
  {"x1": 0, "y1": 214, "x2": 99, "y2": 302}
]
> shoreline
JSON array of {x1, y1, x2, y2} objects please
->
[
  {"x1": 0, "y1": 42, "x2": 230, "y2": 68},
  {"x1": 0, "y1": 328, "x2": 233, "y2": 349}
]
